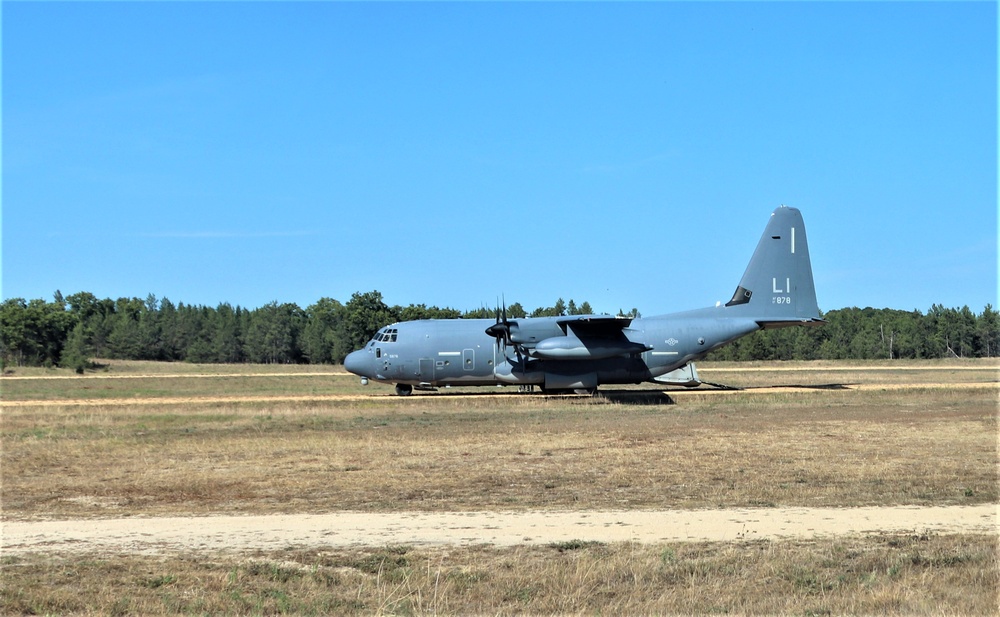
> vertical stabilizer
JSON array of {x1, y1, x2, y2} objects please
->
[{"x1": 725, "y1": 206, "x2": 822, "y2": 327}]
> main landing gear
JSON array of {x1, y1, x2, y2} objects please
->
[{"x1": 395, "y1": 384, "x2": 413, "y2": 396}]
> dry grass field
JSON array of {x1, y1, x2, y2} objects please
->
[{"x1": 1, "y1": 359, "x2": 997, "y2": 615}]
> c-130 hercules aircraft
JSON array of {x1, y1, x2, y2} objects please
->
[{"x1": 345, "y1": 206, "x2": 824, "y2": 395}]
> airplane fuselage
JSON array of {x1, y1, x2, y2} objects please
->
[{"x1": 345, "y1": 308, "x2": 761, "y2": 392}]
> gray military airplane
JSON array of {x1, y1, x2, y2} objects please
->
[{"x1": 345, "y1": 206, "x2": 823, "y2": 395}]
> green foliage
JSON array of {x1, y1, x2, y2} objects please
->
[
  {"x1": 61, "y1": 323, "x2": 92, "y2": 373},
  {"x1": 301, "y1": 298, "x2": 344, "y2": 364},
  {"x1": 548, "y1": 539, "x2": 604, "y2": 552},
  {"x1": 245, "y1": 302, "x2": 304, "y2": 364},
  {"x1": 506, "y1": 302, "x2": 527, "y2": 318},
  {"x1": 708, "y1": 305, "x2": 1000, "y2": 362},
  {"x1": 531, "y1": 297, "x2": 592, "y2": 317},
  {"x1": 0, "y1": 294, "x2": 76, "y2": 368},
  {"x1": 2, "y1": 290, "x2": 998, "y2": 367}
]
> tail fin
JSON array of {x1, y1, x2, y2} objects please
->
[{"x1": 725, "y1": 206, "x2": 823, "y2": 327}]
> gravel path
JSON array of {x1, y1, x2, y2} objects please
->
[{"x1": 3, "y1": 505, "x2": 995, "y2": 556}]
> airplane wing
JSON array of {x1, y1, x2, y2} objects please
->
[{"x1": 556, "y1": 315, "x2": 634, "y2": 338}]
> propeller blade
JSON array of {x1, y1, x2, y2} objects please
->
[
  {"x1": 486, "y1": 296, "x2": 518, "y2": 355},
  {"x1": 486, "y1": 301, "x2": 510, "y2": 352}
]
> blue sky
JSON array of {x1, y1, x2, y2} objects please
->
[{"x1": 3, "y1": 2, "x2": 996, "y2": 316}]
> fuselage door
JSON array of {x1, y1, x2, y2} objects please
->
[
  {"x1": 463, "y1": 348, "x2": 475, "y2": 372},
  {"x1": 418, "y1": 358, "x2": 434, "y2": 381}
]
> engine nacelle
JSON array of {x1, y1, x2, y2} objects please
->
[
  {"x1": 530, "y1": 336, "x2": 651, "y2": 360},
  {"x1": 494, "y1": 360, "x2": 545, "y2": 385}
]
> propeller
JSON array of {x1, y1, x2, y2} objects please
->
[
  {"x1": 486, "y1": 298, "x2": 527, "y2": 367},
  {"x1": 485, "y1": 299, "x2": 514, "y2": 349}
]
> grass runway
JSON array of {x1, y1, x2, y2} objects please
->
[{"x1": 1, "y1": 359, "x2": 997, "y2": 615}]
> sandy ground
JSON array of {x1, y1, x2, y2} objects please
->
[{"x1": 3, "y1": 505, "x2": 995, "y2": 556}]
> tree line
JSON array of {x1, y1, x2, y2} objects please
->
[
  {"x1": 1, "y1": 290, "x2": 997, "y2": 372},
  {"x1": 706, "y1": 305, "x2": 999, "y2": 362}
]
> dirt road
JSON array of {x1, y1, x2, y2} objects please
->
[{"x1": 3, "y1": 505, "x2": 995, "y2": 556}]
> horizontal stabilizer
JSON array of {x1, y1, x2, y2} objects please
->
[{"x1": 756, "y1": 317, "x2": 827, "y2": 329}]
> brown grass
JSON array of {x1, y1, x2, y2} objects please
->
[
  {"x1": 3, "y1": 373, "x2": 995, "y2": 519},
  {"x1": 1, "y1": 359, "x2": 997, "y2": 614},
  {"x1": 2, "y1": 534, "x2": 996, "y2": 615}
]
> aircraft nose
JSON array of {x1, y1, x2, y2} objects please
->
[{"x1": 344, "y1": 349, "x2": 370, "y2": 377}]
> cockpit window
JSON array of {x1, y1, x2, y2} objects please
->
[{"x1": 373, "y1": 328, "x2": 398, "y2": 343}]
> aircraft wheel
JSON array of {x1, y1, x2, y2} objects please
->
[{"x1": 395, "y1": 384, "x2": 413, "y2": 396}]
